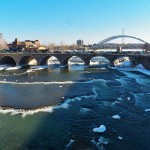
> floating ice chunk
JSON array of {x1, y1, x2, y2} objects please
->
[
  {"x1": 26, "y1": 69, "x2": 33, "y2": 73},
  {"x1": 62, "y1": 97, "x2": 65, "y2": 99},
  {"x1": 118, "y1": 136, "x2": 123, "y2": 140},
  {"x1": 127, "y1": 97, "x2": 130, "y2": 100},
  {"x1": 145, "y1": 109, "x2": 150, "y2": 112},
  {"x1": 16, "y1": 80, "x2": 18, "y2": 82},
  {"x1": 112, "y1": 115, "x2": 121, "y2": 120},
  {"x1": 5, "y1": 66, "x2": 21, "y2": 70},
  {"x1": 98, "y1": 136, "x2": 109, "y2": 145},
  {"x1": 93, "y1": 125, "x2": 106, "y2": 133},
  {"x1": 3, "y1": 79, "x2": 6, "y2": 81},
  {"x1": 91, "y1": 139, "x2": 105, "y2": 150},
  {"x1": 66, "y1": 139, "x2": 74, "y2": 149},
  {"x1": 59, "y1": 85, "x2": 62, "y2": 88},
  {"x1": 117, "y1": 97, "x2": 122, "y2": 101}
]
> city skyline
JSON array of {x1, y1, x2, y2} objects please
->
[{"x1": 0, "y1": 0, "x2": 150, "y2": 45}]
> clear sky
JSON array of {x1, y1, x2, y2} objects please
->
[{"x1": 0, "y1": 0, "x2": 150, "y2": 45}]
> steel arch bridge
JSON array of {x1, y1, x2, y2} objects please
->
[{"x1": 94, "y1": 35, "x2": 148, "y2": 49}]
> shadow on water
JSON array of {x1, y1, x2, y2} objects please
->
[
  {"x1": 19, "y1": 66, "x2": 101, "y2": 150},
  {"x1": 0, "y1": 65, "x2": 99, "y2": 149}
]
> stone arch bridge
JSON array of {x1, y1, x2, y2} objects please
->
[{"x1": 0, "y1": 53, "x2": 150, "y2": 69}]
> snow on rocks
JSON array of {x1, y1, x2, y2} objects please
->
[
  {"x1": 93, "y1": 125, "x2": 106, "y2": 133},
  {"x1": 112, "y1": 115, "x2": 121, "y2": 120}
]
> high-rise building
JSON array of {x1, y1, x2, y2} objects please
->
[{"x1": 77, "y1": 39, "x2": 83, "y2": 46}]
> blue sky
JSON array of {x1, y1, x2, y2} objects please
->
[{"x1": 0, "y1": 0, "x2": 150, "y2": 45}]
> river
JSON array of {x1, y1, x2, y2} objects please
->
[{"x1": 0, "y1": 63, "x2": 150, "y2": 150}]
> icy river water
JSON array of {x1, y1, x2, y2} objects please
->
[{"x1": 0, "y1": 64, "x2": 150, "y2": 150}]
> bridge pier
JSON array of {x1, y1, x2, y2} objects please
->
[{"x1": 139, "y1": 56, "x2": 150, "y2": 70}]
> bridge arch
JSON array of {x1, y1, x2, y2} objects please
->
[
  {"x1": 108, "y1": 56, "x2": 139, "y2": 67},
  {"x1": 68, "y1": 56, "x2": 84, "y2": 65},
  {"x1": 90, "y1": 56, "x2": 109, "y2": 67},
  {"x1": 19, "y1": 56, "x2": 38, "y2": 66},
  {"x1": 95, "y1": 35, "x2": 148, "y2": 48},
  {"x1": 40, "y1": 56, "x2": 60, "y2": 66},
  {"x1": 0, "y1": 56, "x2": 16, "y2": 66},
  {"x1": 62, "y1": 55, "x2": 85, "y2": 66}
]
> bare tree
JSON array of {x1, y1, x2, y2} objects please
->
[
  {"x1": 60, "y1": 41, "x2": 69, "y2": 50},
  {"x1": 69, "y1": 44, "x2": 77, "y2": 50},
  {"x1": 47, "y1": 42, "x2": 56, "y2": 50}
]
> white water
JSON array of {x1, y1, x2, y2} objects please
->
[
  {"x1": 112, "y1": 59, "x2": 150, "y2": 76},
  {"x1": 0, "y1": 78, "x2": 106, "y2": 85},
  {"x1": 0, "y1": 81, "x2": 98, "y2": 117},
  {"x1": 5, "y1": 66, "x2": 22, "y2": 70}
]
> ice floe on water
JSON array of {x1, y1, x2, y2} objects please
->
[
  {"x1": 127, "y1": 97, "x2": 131, "y2": 100},
  {"x1": 98, "y1": 136, "x2": 109, "y2": 145},
  {"x1": 145, "y1": 109, "x2": 150, "y2": 112},
  {"x1": 91, "y1": 139, "x2": 106, "y2": 150},
  {"x1": 93, "y1": 125, "x2": 106, "y2": 133},
  {"x1": 117, "y1": 97, "x2": 122, "y2": 101},
  {"x1": 118, "y1": 136, "x2": 123, "y2": 140},
  {"x1": 91, "y1": 136, "x2": 109, "y2": 150},
  {"x1": 65, "y1": 139, "x2": 74, "y2": 150},
  {"x1": 112, "y1": 115, "x2": 121, "y2": 120}
]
